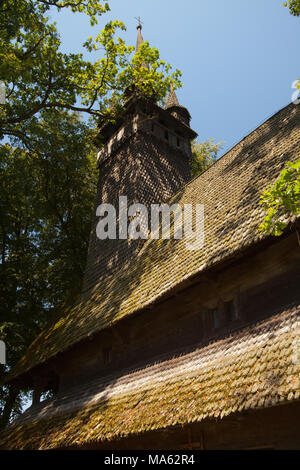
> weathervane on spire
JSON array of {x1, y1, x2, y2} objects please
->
[
  {"x1": 135, "y1": 16, "x2": 143, "y2": 30},
  {"x1": 135, "y1": 16, "x2": 144, "y2": 52}
]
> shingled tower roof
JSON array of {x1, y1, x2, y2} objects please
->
[
  {"x1": 165, "y1": 85, "x2": 180, "y2": 108},
  {"x1": 165, "y1": 85, "x2": 191, "y2": 125},
  {"x1": 134, "y1": 19, "x2": 150, "y2": 74}
]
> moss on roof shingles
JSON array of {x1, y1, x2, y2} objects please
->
[
  {"x1": 1, "y1": 305, "x2": 299, "y2": 449},
  {"x1": 7, "y1": 103, "x2": 300, "y2": 382}
]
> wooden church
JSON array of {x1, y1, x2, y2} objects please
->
[{"x1": 1, "y1": 24, "x2": 300, "y2": 450}]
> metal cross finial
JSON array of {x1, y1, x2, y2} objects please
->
[{"x1": 135, "y1": 16, "x2": 143, "y2": 30}]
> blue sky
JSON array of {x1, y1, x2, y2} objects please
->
[{"x1": 50, "y1": 0, "x2": 300, "y2": 155}]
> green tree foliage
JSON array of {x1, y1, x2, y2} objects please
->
[
  {"x1": 258, "y1": 160, "x2": 300, "y2": 240},
  {"x1": 284, "y1": 0, "x2": 300, "y2": 16},
  {"x1": 0, "y1": 0, "x2": 182, "y2": 145},
  {"x1": 190, "y1": 139, "x2": 223, "y2": 178},
  {"x1": 0, "y1": 109, "x2": 97, "y2": 428}
]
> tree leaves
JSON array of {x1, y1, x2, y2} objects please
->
[
  {"x1": 259, "y1": 159, "x2": 300, "y2": 236},
  {"x1": 0, "y1": 110, "x2": 97, "y2": 427},
  {"x1": 284, "y1": 0, "x2": 300, "y2": 16},
  {"x1": 0, "y1": 1, "x2": 182, "y2": 141},
  {"x1": 190, "y1": 139, "x2": 223, "y2": 178}
]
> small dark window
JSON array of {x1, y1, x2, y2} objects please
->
[
  {"x1": 164, "y1": 130, "x2": 169, "y2": 141},
  {"x1": 224, "y1": 299, "x2": 238, "y2": 322},
  {"x1": 212, "y1": 298, "x2": 239, "y2": 330},
  {"x1": 177, "y1": 137, "x2": 181, "y2": 147},
  {"x1": 103, "y1": 347, "x2": 111, "y2": 365},
  {"x1": 213, "y1": 308, "x2": 221, "y2": 329},
  {"x1": 151, "y1": 123, "x2": 155, "y2": 132}
]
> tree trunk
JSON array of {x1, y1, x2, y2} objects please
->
[{"x1": 0, "y1": 385, "x2": 19, "y2": 430}]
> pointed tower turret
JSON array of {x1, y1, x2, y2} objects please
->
[
  {"x1": 165, "y1": 84, "x2": 191, "y2": 126},
  {"x1": 165, "y1": 84, "x2": 179, "y2": 108},
  {"x1": 134, "y1": 18, "x2": 149, "y2": 72}
]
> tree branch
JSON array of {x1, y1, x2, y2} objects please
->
[
  {"x1": 0, "y1": 65, "x2": 54, "y2": 126},
  {"x1": 37, "y1": 0, "x2": 89, "y2": 9},
  {"x1": 16, "y1": 37, "x2": 45, "y2": 61}
]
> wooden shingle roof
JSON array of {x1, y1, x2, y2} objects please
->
[
  {"x1": 7, "y1": 102, "x2": 300, "y2": 382},
  {"x1": 1, "y1": 304, "x2": 299, "y2": 449},
  {"x1": 165, "y1": 86, "x2": 179, "y2": 108}
]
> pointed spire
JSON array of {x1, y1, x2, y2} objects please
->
[
  {"x1": 165, "y1": 84, "x2": 179, "y2": 109},
  {"x1": 136, "y1": 17, "x2": 144, "y2": 52},
  {"x1": 165, "y1": 84, "x2": 191, "y2": 126},
  {"x1": 135, "y1": 18, "x2": 149, "y2": 71}
]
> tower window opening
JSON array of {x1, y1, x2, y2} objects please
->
[
  {"x1": 213, "y1": 308, "x2": 221, "y2": 330},
  {"x1": 224, "y1": 299, "x2": 238, "y2": 322},
  {"x1": 177, "y1": 137, "x2": 181, "y2": 147},
  {"x1": 164, "y1": 130, "x2": 169, "y2": 141},
  {"x1": 103, "y1": 347, "x2": 112, "y2": 365},
  {"x1": 212, "y1": 298, "x2": 239, "y2": 331}
]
